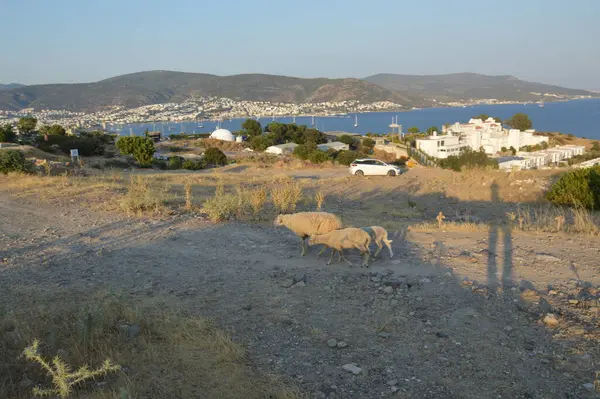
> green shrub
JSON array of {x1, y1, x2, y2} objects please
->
[
  {"x1": 182, "y1": 159, "x2": 205, "y2": 170},
  {"x1": 546, "y1": 166, "x2": 600, "y2": 209},
  {"x1": 0, "y1": 124, "x2": 16, "y2": 143},
  {"x1": 116, "y1": 137, "x2": 155, "y2": 167},
  {"x1": 308, "y1": 150, "x2": 331, "y2": 164},
  {"x1": 153, "y1": 159, "x2": 167, "y2": 170},
  {"x1": 337, "y1": 150, "x2": 358, "y2": 166},
  {"x1": 203, "y1": 194, "x2": 239, "y2": 222},
  {"x1": 168, "y1": 156, "x2": 183, "y2": 170},
  {"x1": 439, "y1": 148, "x2": 498, "y2": 172},
  {"x1": 0, "y1": 149, "x2": 30, "y2": 175},
  {"x1": 293, "y1": 144, "x2": 311, "y2": 160},
  {"x1": 59, "y1": 137, "x2": 105, "y2": 156},
  {"x1": 203, "y1": 148, "x2": 227, "y2": 166}
]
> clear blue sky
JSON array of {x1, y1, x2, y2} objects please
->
[{"x1": 1, "y1": 0, "x2": 598, "y2": 89}]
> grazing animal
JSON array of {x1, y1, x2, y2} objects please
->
[
  {"x1": 307, "y1": 227, "x2": 371, "y2": 267},
  {"x1": 273, "y1": 211, "x2": 342, "y2": 256},
  {"x1": 361, "y1": 226, "x2": 393, "y2": 259}
]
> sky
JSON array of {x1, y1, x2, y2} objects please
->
[{"x1": 0, "y1": 0, "x2": 598, "y2": 89}]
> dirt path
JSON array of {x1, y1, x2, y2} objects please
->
[{"x1": 2, "y1": 193, "x2": 600, "y2": 398}]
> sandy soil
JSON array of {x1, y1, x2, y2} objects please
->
[{"x1": 2, "y1": 185, "x2": 600, "y2": 398}]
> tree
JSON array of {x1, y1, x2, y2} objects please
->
[
  {"x1": 546, "y1": 166, "x2": 600, "y2": 209},
  {"x1": 17, "y1": 116, "x2": 38, "y2": 134},
  {"x1": 204, "y1": 147, "x2": 227, "y2": 166},
  {"x1": 407, "y1": 126, "x2": 420, "y2": 134},
  {"x1": 592, "y1": 142, "x2": 600, "y2": 152},
  {"x1": 426, "y1": 126, "x2": 439, "y2": 134},
  {"x1": 249, "y1": 135, "x2": 274, "y2": 152},
  {"x1": 338, "y1": 135, "x2": 357, "y2": 146},
  {"x1": 40, "y1": 124, "x2": 66, "y2": 136},
  {"x1": 116, "y1": 136, "x2": 155, "y2": 167},
  {"x1": 505, "y1": 113, "x2": 532, "y2": 131},
  {"x1": 472, "y1": 114, "x2": 502, "y2": 123},
  {"x1": 241, "y1": 119, "x2": 263, "y2": 138},
  {"x1": 0, "y1": 124, "x2": 16, "y2": 143},
  {"x1": 337, "y1": 150, "x2": 358, "y2": 166},
  {"x1": 360, "y1": 138, "x2": 375, "y2": 153}
]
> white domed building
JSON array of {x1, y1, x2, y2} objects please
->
[{"x1": 210, "y1": 128, "x2": 235, "y2": 142}]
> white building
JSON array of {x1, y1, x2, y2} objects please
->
[
  {"x1": 416, "y1": 117, "x2": 550, "y2": 159},
  {"x1": 414, "y1": 132, "x2": 469, "y2": 159},
  {"x1": 209, "y1": 128, "x2": 235, "y2": 142},
  {"x1": 265, "y1": 143, "x2": 298, "y2": 155},
  {"x1": 317, "y1": 141, "x2": 349, "y2": 152},
  {"x1": 497, "y1": 145, "x2": 586, "y2": 170}
]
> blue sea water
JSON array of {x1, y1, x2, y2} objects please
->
[{"x1": 112, "y1": 98, "x2": 600, "y2": 139}]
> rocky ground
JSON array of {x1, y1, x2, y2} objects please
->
[{"x1": 2, "y1": 192, "x2": 600, "y2": 398}]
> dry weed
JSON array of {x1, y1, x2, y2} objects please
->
[
  {"x1": 315, "y1": 190, "x2": 325, "y2": 210},
  {"x1": 247, "y1": 186, "x2": 268, "y2": 220},
  {"x1": 184, "y1": 179, "x2": 193, "y2": 210},
  {"x1": 271, "y1": 181, "x2": 303, "y2": 214},
  {"x1": 119, "y1": 174, "x2": 168, "y2": 216}
]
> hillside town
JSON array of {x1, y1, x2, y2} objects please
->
[{"x1": 0, "y1": 97, "x2": 407, "y2": 128}]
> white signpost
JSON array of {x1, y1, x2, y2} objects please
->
[{"x1": 70, "y1": 149, "x2": 80, "y2": 166}]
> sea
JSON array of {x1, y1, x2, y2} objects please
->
[{"x1": 111, "y1": 98, "x2": 600, "y2": 140}]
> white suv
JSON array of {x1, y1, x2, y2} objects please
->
[{"x1": 349, "y1": 158, "x2": 403, "y2": 176}]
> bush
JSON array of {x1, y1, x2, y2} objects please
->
[
  {"x1": 338, "y1": 135, "x2": 357, "y2": 146},
  {"x1": 203, "y1": 194, "x2": 239, "y2": 222},
  {"x1": 168, "y1": 156, "x2": 183, "y2": 170},
  {"x1": 293, "y1": 144, "x2": 311, "y2": 160},
  {"x1": 116, "y1": 137, "x2": 155, "y2": 167},
  {"x1": 153, "y1": 159, "x2": 167, "y2": 170},
  {"x1": 271, "y1": 181, "x2": 302, "y2": 213},
  {"x1": 546, "y1": 166, "x2": 600, "y2": 209},
  {"x1": 203, "y1": 148, "x2": 227, "y2": 166},
  {"x1": 439, "y1": 148, "x2": 498, "y2": 172},
  {"x1": 0, "y1": 124, "x2": 16, "y2": 143},
  {"x1": 250, "y1": 135, "x2": 274, "y2": 151},
  {"x1": 0, "y1": 149, "x2": 30, "y2": 174},
  {"x1": 182, "y1": 159, "x2": 205, "y2": 170},
  {"x1": 59, "y1": 137, "x2": 105, "y2": 156},
  {"x1": 308, "y1": 150, "x2": 331, "y2": 164}
]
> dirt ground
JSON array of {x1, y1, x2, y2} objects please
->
[{"x1": 2, "y1": 165, "x2": 600, "y2": 399}]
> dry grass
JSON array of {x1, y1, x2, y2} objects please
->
[
  {"x1": 409, "y1": 221, "x2": 488, "y2": 233},
  {"x1": 0, "y1": 289, "x2": 300, "y2": 399},
  {"x1": 515, "y1": 205, "x2": 599, "y2": 235},
  {"x1": 119, "y1": 174, "x2": 171, "y2": 216},
  {"x1": 271, "y1": 180, "x2": 303, "y2": 214},
  {"x1": 315, "y1": 190, "x2": 325, "y2": 211},
  {"x1": 184, "y1": 178, "x2": 193, "y2": 210},
  {"x1": 247, "y1": 186, "x2": 268, "y2": 220}
]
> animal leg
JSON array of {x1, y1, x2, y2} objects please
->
[
  {"x1": 373, "y1": 240, "x2": 383, "y2": 258},
  {"x1": 326, "y1": 248, "x2": 335, "y2": 265},
  {"x1": 337, "y1": 249, "x2": 343, "y2": 262},
  {"x1": 361, "y1": 251, "x2": 371, "y2": 268},
  {"x1": 317, "y1": 245, "x2": 327, "y2": 257},
  {"x1": 339, "y1": 252, "x2": 354, "y2": 267},
  {"x1": 385, "y1": 240, "x2": 394, "y2": 259}
]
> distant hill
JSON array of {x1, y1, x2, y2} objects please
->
[
  {"x1": 0, "y1": 71, "x2": 428, "y2": 112},
  {"x1": 363, "y1": 73, "x2": 597, "y2": 103},
  {"x1": 0, "y1": 83, "x2": 25, "y2": 91}
]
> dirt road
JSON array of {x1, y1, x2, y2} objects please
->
[{"x1": 1, "y1": 192, "x2": 600, "y2": 398}]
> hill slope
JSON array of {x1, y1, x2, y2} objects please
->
[
  {"x1": 0, "y1": 83, "x2": 25, "y2": 91},
  {"x1": 363, "y1": 73, "x2": 596, "y2": 103},
  {"x1": 0, "y1": 71, "x2": 426, "y2": 111}
]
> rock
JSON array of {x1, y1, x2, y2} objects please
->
[
  {"x1": 582, "y1": 383, "x2": 595, "y2": 391},
  {"x1": 419, "y1": 278, "x2": 432, "y2": 284},
  {"x1": 390, "y1": 299, "x2": 398, "y2": 306},
  {"x1": 127, "y1": 324, "x2": 141, "y2": 339},
  {"x1": 282, "y1": 279, "x2": 295, "y2": 288},
  {"x1": 568, "y1": 299, "x2": 579, "y2": 305},
  {"x1": 294, "y1": 273, "x2": 306, "y2": 283},
  {"x1": 548, "y1": 290, "x2": 558, "y2": 295},
  {"x1": 540, "y1": 358, "x2": 550, "y2": 364},
  {"x1": 387, "y1": 379, "x2": 398, "y2": 386},
  {"x1": 383, "y1": 279, "x2": 402, "y2": 289},
  {"x1": 390, "y1": 386, "x2": 399, "y2": 393},
  {"x1": 383, "y1": 286, "x2": 394, "y2": 294},
  {"x1": 377, "y1": 332, "x2": 391, "y2": 338},
  {"x1": 242, "y1": 304, "x2": 252, "y2": 311},
  {"x1": 538, "y1": 298, "x2": 553, "y2": 314},
  {"x1": 327, "y1": 339, "x2": 338, "y2": 348},
  {"x1": 535, "y1": 253, "x2": 561, "y2": 263},
  {"x1": 570, "y1": 327, "x2": 585, "y2": 335},
  {"x1": 342, "y1": 363, "x2": 362, "y2": 375},
  {"x1": 371, "y1": 276, "x2": 380, "y2": 283},
  {"x1": 336, "y1": 341, "x2": 348, "y2": 348},
  {"x1": 435, "y1": 332, "x2": 449, "y2": 338},
  {"x1": 504, "y1": 326, "x2": 513, "y2": 332},
  {"x1": 293, "y1": 281, "x2": 306, "y2": 288},
  {"x1": 542, "y1": 313, "x2": 559, "y2": 328}
]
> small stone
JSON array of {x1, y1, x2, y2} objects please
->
[
  {"x1": 542, "y1": 313, "x2": 559, "y2": 328},
  {"x1": 548, "y1": 290, "x2": 558, "y2": 295},
  {"x1": 390, "y1": 386, "x2": 399, "y2": 393},
  {"x1": 336, "y1": 341, "x2": 348, "y2": 348},
  {"x1": 294, "y1": 273, "x2": 306, "y2": 283},
  {"x1": 327, "y1": 339, "x2": 338, "y2": 348},
  {"x1": 540, "y1": 358, "x2": 550, "y2": 364},
  {"x1": 371, "y1": 276, "x2": 380, "y2": 283},
  {"x1": 435, "y1": 332, "x2": 449, "y2": 338},
  {"x1": 282, "y1": 279, "x2": 295, "y2": 288},
  {"x1": 568, "y1": 299, "x2": 579, "y2": 305},
  {"x1": 342, "y1": 363, "x2": 362, "y2": 375},
  {"x1": 582, "y1": 383, "x2": 595, "y2": 391},
  {"x1": 383, "y1": 286, "x2": 394, "y2": 294},
  {"x1": 293, "y1": 281, "x2": 306, "y2": 288},
  {"x1": 570, "y1": 327, "x2": 585, "y2": 335},
  {"x1": 536, "y1": 253, "x2": 561, "y2": 263},
  {"x1": 377, "y1": 332, "x2": 391, "y2": 338},
  {"x1": 538, "y1": 298, "x2": 553, "y2": 314},
  {"x1": 390, "y1": 299, "x2": 398, "y2": 306},
  {"x1": 387, "y1": 379, "x2": 398, "y2": 386},
  {"x1": 504, "y1": 326, "x2": 513, "y2": 332},
  {"x1": 242, "y1": 304, "x2": 252, "y2": 311}
]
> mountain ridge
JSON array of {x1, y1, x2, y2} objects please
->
[{"x1": 0, "y1": 71, "x2": 595, "y2": 112}]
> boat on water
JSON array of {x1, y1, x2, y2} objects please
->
[
  {"x1": 539, "y1": 103, "x2": 545, "y2": 108},
  {"x1": 354, "y1": 114, "x2": 359, "y2": 128}
]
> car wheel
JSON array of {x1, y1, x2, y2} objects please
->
[
  {"x1": 355, "y1": 170, "x2": 364, "y2": 176},
  {"x1": 387, "y1": 170, "x2": 396, "y2": 176}
]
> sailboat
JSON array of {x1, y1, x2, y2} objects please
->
[
  {"x1": 311, "y1": 115, "x2": 315, "y2": 126},
  {"x1": 272, "y1": 114, "x2": 275, "y2": 121},
  {"x1": 292, "y1": 115, "x2": 296, "y2": 124},
  {"x1": 354, "y1": 114, "x2": 359, "y2": 128},
  {"x1": 180, "y1": 123, "x2": 184, "y2": 133},
  {"x1": 198, "y1": 119, "x2": 203, "y2": 128}
]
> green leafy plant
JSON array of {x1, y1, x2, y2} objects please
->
[
  {"x1": 115, "y1": 137, "x2": 155, "y2": 167},
  {"x1": 0, "y1": 149, "x2": 30, "y2": 175},
  {"x1": 23, "y1": 339, "x2": 120, "y2": 398},
  {"x1": 546, "y1": 166, "x2": 600, "y2": 209},
  {"x1": 203, "y1": 148, "x2": 227, "y2": 166},
  {"x1": 336, "y1": 150, "x2": 358, "y2": 166}
]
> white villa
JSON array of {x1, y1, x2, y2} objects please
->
[
  {"x1": 497, "y1": 144, "x2": 585, "y2": 170},
  {"x1": 415, "y1": 118, "x2": 549, "y2": 159},
  {"x1": 265, "y1": 142, "x2": 298, "y2": 155}
]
